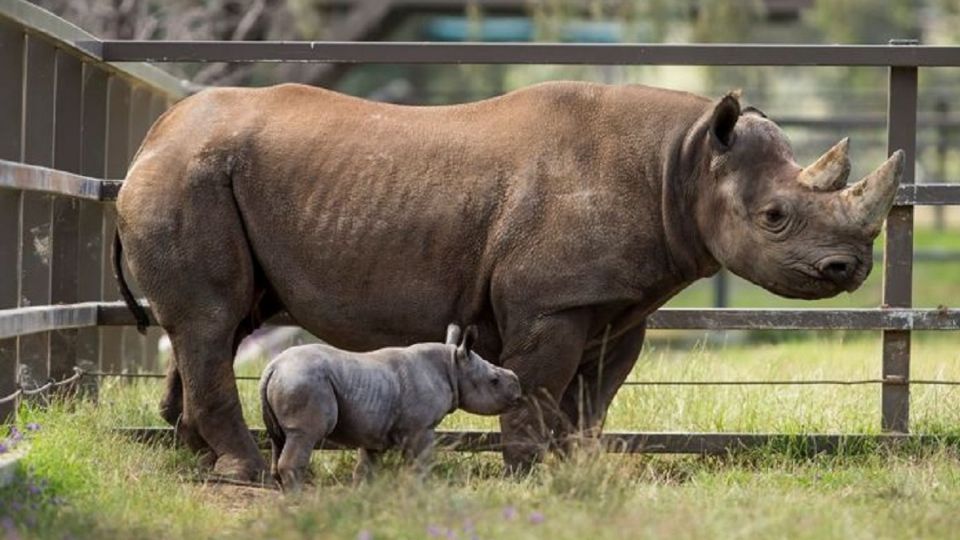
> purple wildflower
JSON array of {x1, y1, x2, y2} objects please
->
[
  {"x1": 502, "y1": 506, "x2": 517, "y2": 521},
  {"x1": 356, "y1": 530, "x2": 372, "y2": 540},
  {"x1": 0, "y1": 517, "x2": 19, "y2": 540},
  {"x1": 529, "y1": 511, "x2": 544, "y2": 525},
  {"x1": 24, "y1": 424, "x2": 39, "y2": 432},
  {"x1": 427, "y1": 525, "x2": 443, "y2": 537}
]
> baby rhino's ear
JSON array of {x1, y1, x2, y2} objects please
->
[
  {"x1": 459, "y1": 325, "x2": 478, "y2": 353},
  {"x1": 445, "y1": 323, "x2": 462, "y2": 345}
]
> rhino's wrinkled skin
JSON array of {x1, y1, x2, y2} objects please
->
[
  {"x1": 261, "y1": 324, "x2": 520, "y2": 492},
  {"x1": 115, "y1": 81, "x2": 904, "y2": 480}
]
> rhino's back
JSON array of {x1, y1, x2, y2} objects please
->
[{"x1": 125, "y1": 81, "x2": 710, "y2": 351}]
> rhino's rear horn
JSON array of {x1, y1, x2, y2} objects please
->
[
  {"x1": 841, "y1": 150, "x2": 905, "y2": 238},
  {"x1": 798, "y1": 138, "x2": 851, "y2": 191}
]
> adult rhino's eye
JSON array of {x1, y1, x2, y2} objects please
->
[{"x1": 761, "y1": 206, "x2": 788, "y2": 231}]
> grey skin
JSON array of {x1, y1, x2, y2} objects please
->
[
  {"x1": 114, "y1": 81, "x2": 904, "y2": 480},
  {"x1": 260, "y1": 324, "x2": 521, "y2": 493}
]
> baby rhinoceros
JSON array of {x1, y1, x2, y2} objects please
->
[{"x1": 260, "y1": 324, "x2": 522, "y2": 492}]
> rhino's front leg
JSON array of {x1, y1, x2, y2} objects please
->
[
  {"x1": 402, "y1": 429, "x2": 436, "y2": 478},
  {"x1": 559, "y1": 322, "x2": 646, "y2": 446},
  {"x1": 498, "y1": 309, "x2": 593, "y2": 474}
]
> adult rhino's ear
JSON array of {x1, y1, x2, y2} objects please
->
[
  {"x1": 457, "y1": 325, "x2": 478, "y2": 359},
  {"x1": 445, "y1": 323, "x2": 462, "y2": 346},
  {"x1": 709, "y1": 91, "x2": 741, "y2": 152}
]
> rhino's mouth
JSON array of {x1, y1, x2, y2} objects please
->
[{"x1": 761, "y1": 263, "x2": 861, "y2": 300}]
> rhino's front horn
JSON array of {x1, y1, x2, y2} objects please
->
[
  {"x1": 841, "y1": 150, "x2": 905, "y2": 238},
  {"x1": 798, "y1": 138, "x2": 851, "y2": 191}
]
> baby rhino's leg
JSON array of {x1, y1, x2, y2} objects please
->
[
  {"x1": 276, "y1": 379, "x2": 338, "y2": 494},
  {"x1": 402, "y1": 429, "x2": 436, "y2": 478},
  {"x1": 353, "y1": 449, "x2": 381, "y2": 485}
]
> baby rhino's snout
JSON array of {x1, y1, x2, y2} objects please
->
[{"x1": 494, "y1": 368, "x2": 523, "y2": 409}]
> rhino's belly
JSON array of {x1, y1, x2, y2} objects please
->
[
  {"x1": 237, "y1": 184, "x2": 490, "y2": 352},
  {"x1": 327, "y1": 400, "x2": 396, "y2": 450},
  {"x1": 257, "y1": 239, "x2": 465, "y2": 349}
]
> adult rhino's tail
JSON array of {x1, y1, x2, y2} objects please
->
[
  {"x1": 260, "y1": 363, "x2": 286, "y2": 452},
  {"x1": 112, "y1": 231, "x2": 150, "y2": 335}
]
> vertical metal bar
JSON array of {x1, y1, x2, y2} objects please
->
[
  {"x1": 18, "y1": 34, "x2": 57, "y2": 390},
  {"x1": 0, "y1": 21, "x2": 24, "y2": 422},
  {"x1": 882, "y1": 57, "x2": 918, "y2": 433},
  {"x1": 101, "y1": 75, "x2": 130, "y2": 375},
  {"x1": 49, "y1": 49, "x2": 83, "y2": 385},
  {"x1": 713, "y1": 270, "x2": 729, "y2": 308},
  {"x1": 77, "y1": 64, "x2": 108, "y2": 388},
  {"x1": 933, "y1": 98, "x2": 947, "y2": 231}
]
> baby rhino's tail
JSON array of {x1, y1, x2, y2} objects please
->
[{"x1": 260, "y1": 362, "x2": 285, "y2": 455}]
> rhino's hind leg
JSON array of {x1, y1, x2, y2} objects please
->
[
  {"x1": 118, "y1": 156, "x2": 267, "y2": 481},
  {"x1": 160, "y1": 360, "x2": 216, "y2": 468},
  {"x1": 277, "y1": 413, "x2": 336, "y2": 493},
  {"x1": 353, "y1": 449, "x2": 380, "y2": 485}
]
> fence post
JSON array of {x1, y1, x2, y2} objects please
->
[
  {"x1": 101, "y1": 75, "x2": 132, "y2": 376},
  {"x1": 933, "y1": 98, "x2": 948, "y2": 232},
  {"x1": 49, "y1": 50, "x2": 84, "y2": 388},
  {"x1": 882, "y1": 43, "x2": 918, "y2": 433},
  {"x1": 18, "y1": 34, "x2": 57, "y2": 393},
  {"x1": 713, "y1": 270, "x2": 729, "y2": 308},
  {"x1": 77, "y1": 64, "x2": 109, "y2": 395},
  {"x1": 0, "y1": 20, "x2": 25, "y2": 422}
]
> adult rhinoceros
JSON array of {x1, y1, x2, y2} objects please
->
[{"x1": 114, "y1": 81, "x2": 903, "y2": 480}]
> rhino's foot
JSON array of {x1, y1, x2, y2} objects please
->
[
  {"x1": 198, "y1": 450, "x2": 217, "y2": 470},
  {"x1": 213, "y1": 454, "x2": 268, "y2": 482},
  {"x1": 501, "y1": 443, "x2": 545, "y2": 477}
]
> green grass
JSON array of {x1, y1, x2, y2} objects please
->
[{"x1": 4, "y1": 333, "x2": 960, "y2": 539}]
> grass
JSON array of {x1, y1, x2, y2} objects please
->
[{"x1": 3, "y1": 332, "x2": 960, "y2": 539}]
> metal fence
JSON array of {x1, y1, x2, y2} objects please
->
[
  {"x1": 2, "y1": 0, "x2": 960, "y2": 453},
  {"x1": 0, "y1": 0, "x2": 186, "y2": 419}
]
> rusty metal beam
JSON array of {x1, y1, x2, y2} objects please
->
[
  {"x1": 118, "y1": 427, "x2": 960, "y2": 455},
  {"x1": 85, "y1": 41, "x2": 960, "y2": 67},
  {"x1": 5, "y1": 303, "x2": 960, "y2": 341},
  {"x1": 94, "y1": 303, "x2": 960, "y2": 331},
  {"x1": 882, "y1": 58, "x2": 919, "y2": 434}
]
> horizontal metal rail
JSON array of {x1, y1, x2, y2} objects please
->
[
  {"x1": 0, "y1": 304, "x2": 98, "y2": 340},
  {"x1": 0, "y1": 0, "x2": 188, "y2": 98},
  {"x1": 0, "y1": 160, "x2": 121, "y2": 201},
  {"x1": 120, "y1": 427, "x2": 960, "y2": 454},
  {"x1": 1, "y1": 159, "x2": 958, "y2": 206},
  {"x1": 4, "y1": 302, "x2": 960, "y2": 341},
  {"x1": 86, "y1": 370, "x2": 960, "y2": 387},
  {"x1": 78, "y1": 41, "x2": 960, "y2": 67},
  {"x1": 95, "y1": 303, "x2": 960, "y2": 331},
  {"x1": 646, "y1": 307, "x2": 960, "y2": 331}
]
